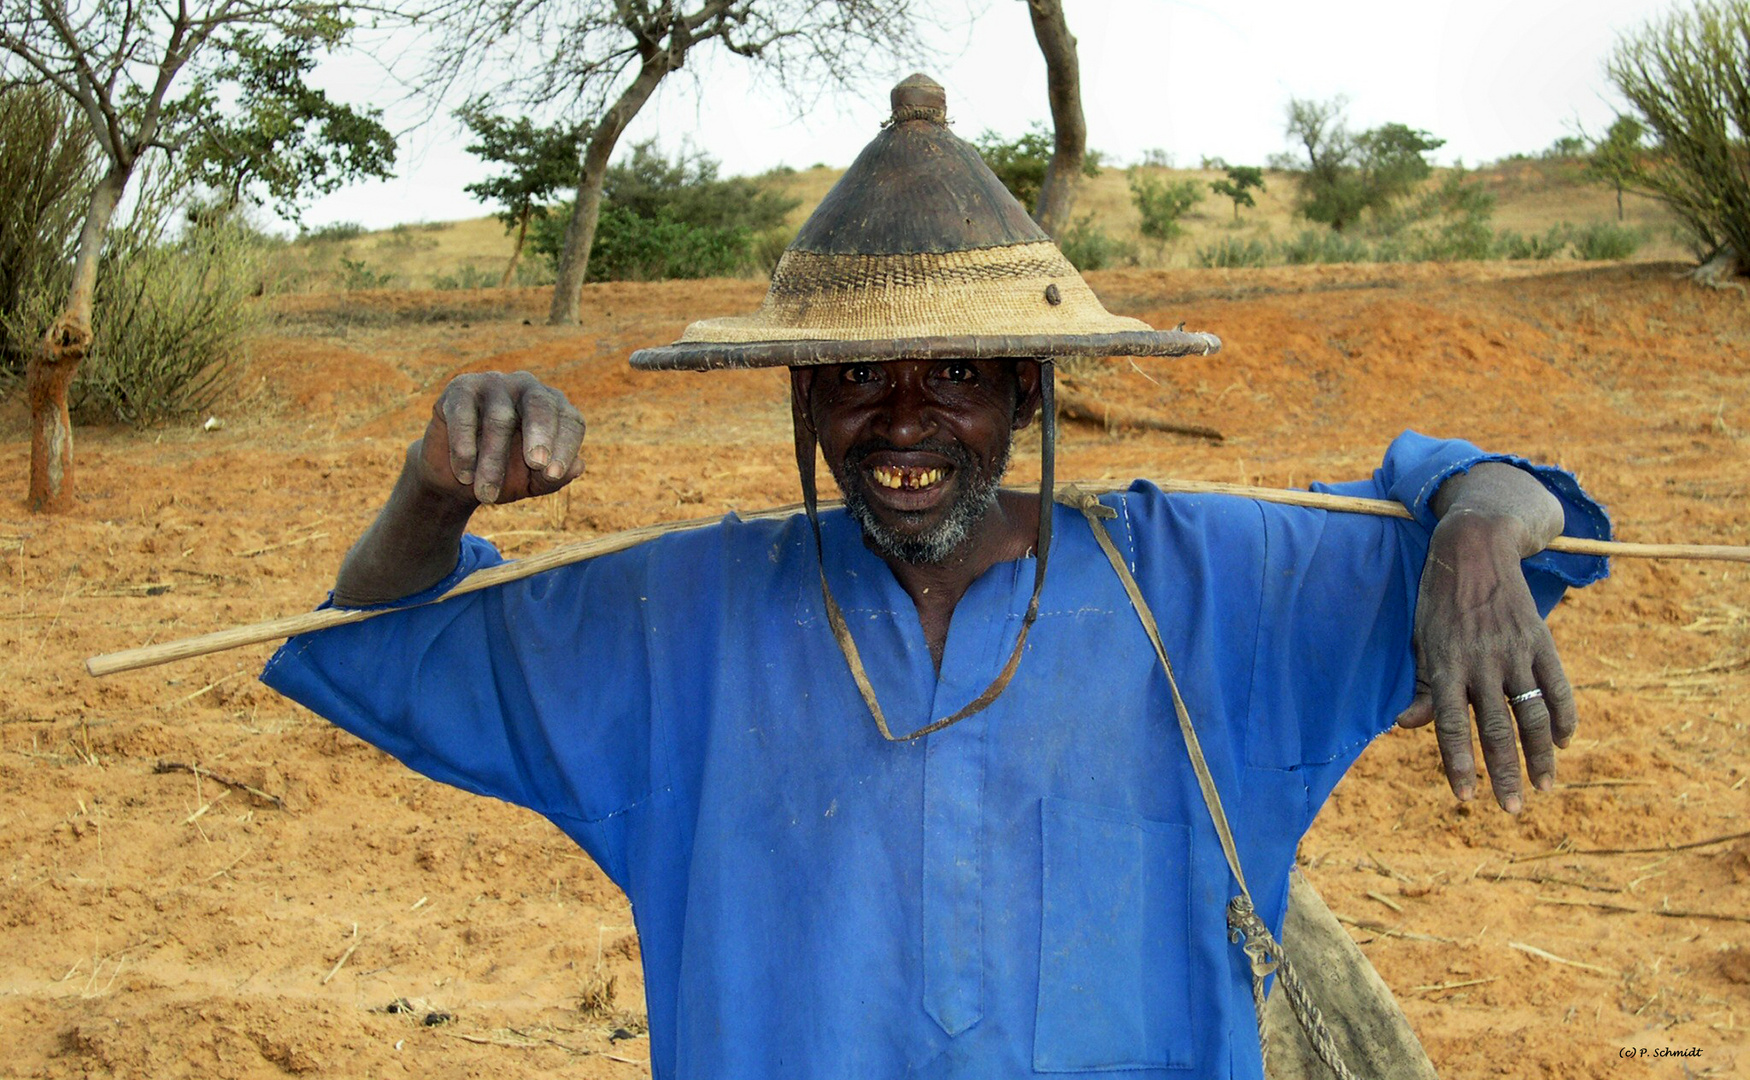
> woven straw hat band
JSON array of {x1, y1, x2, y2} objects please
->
[{"x1": 679, "y1": 242, "x2": 1152, "y2": 344}]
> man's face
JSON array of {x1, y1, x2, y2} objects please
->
[{"x1": 795, "y1": 359, "x2": 1042, "y2": 565}]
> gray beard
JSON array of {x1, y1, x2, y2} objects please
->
[{"x1": 839, "y1": 443, "x2": 1010, "y2": 566}]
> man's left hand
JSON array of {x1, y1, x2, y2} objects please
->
[{"x1": 1396, "y1": 481, "x2": 1576, "y2": 812}]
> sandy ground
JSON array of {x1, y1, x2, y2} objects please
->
[{"x1": 1, "y1": 261, "x2": 1746, "y2": 1078}]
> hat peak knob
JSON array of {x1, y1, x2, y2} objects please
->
[{"x1": 890, "y1": 73, "x2": 947, "y2": 124}]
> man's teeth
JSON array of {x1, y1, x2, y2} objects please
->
[{"x1": 871, "y1": 465, "x2": 946, "y2": 490}]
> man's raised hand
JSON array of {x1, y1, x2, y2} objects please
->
[{"x1": 419, "y1": 372, "x2": 586, "y2": 505}]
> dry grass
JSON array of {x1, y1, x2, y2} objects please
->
[{"x1": 278, "y1": 160, "x2": 1688, "y2": 290}]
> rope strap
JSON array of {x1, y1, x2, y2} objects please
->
[{"x1": 1060, "y1": 485, "x2": 1362, "y2": 1080}]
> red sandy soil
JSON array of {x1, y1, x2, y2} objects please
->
[{"x1": 1, "y1": 261, "x2": 1746, "y2": 1079}]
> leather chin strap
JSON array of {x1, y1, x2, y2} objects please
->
[{"x1": 793, "y1": 361, "x2": 1056, "y2": 742}]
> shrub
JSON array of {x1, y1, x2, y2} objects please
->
[
  {"x1": 1569, "y1": 221, "x2": 1643, "y2": 260},
  {"x1": 583, "y1": 207, "x2": 751, "y2": 282},
  {"x1": 532, "y1": 142, "x2": 798, "y2": 281},
  {"x1": 0, "y1": 87, "x2": 96, "y2": 389},
  {"x1": 974, "y1": 125, "x2": 1104, "y2": 211},
  {"x1": 340, "y1": 257, "x2": 396, "y2": 289},
  {"x1": 300, "y1": 220, "x2": 366, "y2": 242},
  {"x1": 1607, "y1": 0, "x2": 1750, "y2": 271},
  {"x1": 432, "y1": 264, "x2": 501, "y2": 290},
  {"x1": 1196, "y1": 237, "x2": 1271, "y2": 268},
  {"x1": 1494, "y1": 227, "x2": 1569, "y2": 260},
  {"x1": 73, "y1": 201, "x2": 265, "y2": 424},
  {"x1": 1057, "y1": 214, "x2": 1137, "y2": 271},
  {"x1": 1276, "y1": 228, "x2": 1374, "y2": 265},
  {"x1": 1129, "y1": 171, "x2": 1204, "y2": 247}
]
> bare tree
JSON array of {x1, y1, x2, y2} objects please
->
[
  {"x1": 1, "y1": 0, "x2": 392, "y2": 512},
  {"x1": 422, "y1": 0, "x2": 936, "y2": 326},
  {"x1": 1023, "y1": 0, "x2": 1085, "y2": 238}
]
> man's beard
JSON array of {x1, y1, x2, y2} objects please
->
[{"x1": 838, "y1": 439, "x2": 1011, "y2": 565}]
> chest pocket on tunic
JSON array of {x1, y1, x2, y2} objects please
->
[{"x1": 1034, "y1": 797, "x2": 1194, "y2": 1072}]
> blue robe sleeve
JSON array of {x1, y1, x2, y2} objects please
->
[
  {"x1": 260, "y1": 534, "x2": 659, "y2": 876},
  {"x1": 1249, "y1": 431, "x2": 1612, "y2": 821}
]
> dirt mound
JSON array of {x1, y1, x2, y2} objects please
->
[{"x1": 2, "y1": 263, "x2": 1745, "y2": 1078}]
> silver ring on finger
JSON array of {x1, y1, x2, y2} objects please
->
[{"x1": 1507, "y1": 688, "x2": 1545, "y2": 706}]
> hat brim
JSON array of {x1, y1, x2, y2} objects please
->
[{"x1": 629, "y1": 330, "x2": 1222, "y2": 371}]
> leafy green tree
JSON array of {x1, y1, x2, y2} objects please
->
[
  {"x1": 179, "y1": 24, "x2": 396, "y2": 218},
  {"x1": 1209, "y1": 165, "x2": 1266, "y2": 221},
  {"x1": 974, "y1": 124, "x2": 1102, "y2": 215},
  {"x1": 1128, "y1": 170, "x2": 1203, "y2": 250},
  {"x1": 422, "y1": 0, "x2": 935, "y2": 326},
  {"x1": 1544, "y1": 134, "x2": 1589, "y2": 160},
  {"x1": 529, "y1": 141, "x2": 798, "y2": 282},
  {"x1": 1607, "y1": 0, "x2": 1750, "y2": 279},
  {"x1": 1281, "y1": 97, "x2": 1443, "y2": 231},
  {"x1": 1586, "y1": 116, "x2": 1646, "y2": 222},
  {"x1": 1, "y1": 0, "x2": 393, "y2": 511},
  {"x1": 457, "y1": 105, "x2": 586, "y2": 287}
]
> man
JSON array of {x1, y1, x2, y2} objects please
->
[{"x1": 263, "y1": 76, "x2": 1610, "y2": 1078}]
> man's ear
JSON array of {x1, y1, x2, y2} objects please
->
[
  {"x1": 1010, "y1": 360, "x2": 1044, "y2": 431},
  {"x1": 790, "y1": 367, "x2": 817, "y2": 435}
]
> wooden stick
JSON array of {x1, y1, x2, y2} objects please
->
[
  {"x1": 154, "y1": 760, "x2": 286, "y2": 811},
  {"x1": 1411, "y1": 977, "x2": 1497, "y2": 993},
  {"x1": 1534, "y1": 895, "x2": 1750, "y2": 924},
  {"x1": 1055, "y1": 394, "x2": 1225, "y2": 442},
  {"x1": 1510, "y1": 828, "x2": 1750, "y2": 862},
  {"x1": 84, "y1": 480, "x2": 1750, "y2": 677},
  {"x1": 322, "y1": 922, "x2": 360, "y2": 984},
  {"x1": 1508, "y1": 941, "x2": 1618, "y2": 977},
  {"x1": 1333, "y1": 913, "x2": 1457, "y2": 944}
]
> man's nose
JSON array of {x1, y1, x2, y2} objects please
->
[{"x1": 874, "y1": 376, "x2": 935, "y2": 446}]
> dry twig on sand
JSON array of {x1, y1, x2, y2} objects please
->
[
  {"x1": 1511, "y1": 828, "x2": 1750, "y2": 863},
  {"x1": 1509, "y1": 941, "x2": 1619, "y2": 977},
  {"x1": 1333, "y1": 913, "x2": 1456, "y2": 944},
  {"x1": 1534, "y1": 895, "x2": 1750, "y2": 925},
  {"x1": 153, "y1": 760, "x2": 285, "y2": 811}
]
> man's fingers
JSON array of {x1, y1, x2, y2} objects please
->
[
  {"x1": 518, "y1": 385, "x2": 560, "y2": 471},
  {"x1": 1508, "y1": 672, "x2": 1557, "y2": 793},
  {"x1": 1471, "y1": 680, "x2": 1524, "y2": 813},
  {"x1": 472, "y1": 379, "x2": 519, "y2": 504},
  {"x1": 1395, "y1": 692, "x2": 1434, "y2": 729},
  {"x1": 441, "y1": 390, "x2": 481, "y2": 486},
  {"x1": 1535, "y1": 649, "x2": 1579, "y2": 749},
  {"x1": 546, "y1": 406, "x2": 587, "y2": 482},
  {"x1": 1431, "y1": 682, "x2": 1476, "y2": 802}
]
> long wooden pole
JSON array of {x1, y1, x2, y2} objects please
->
[{"x1": 84, "y1": 480, "x2": 1750, "y2": 678}]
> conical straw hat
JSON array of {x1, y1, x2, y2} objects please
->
[{"x1": 630, "y1": 74, "x2": 1220, "y2": 371}]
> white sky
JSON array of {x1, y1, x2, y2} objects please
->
[{"x1": 293, "y1": 0, "x2": 1684, "y2": 230}]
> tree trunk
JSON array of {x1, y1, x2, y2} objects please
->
[
  {"x1": 547, "y1": 53, "x2": 681, "y2": 325},
  {"x1": 500, "y1": 208, "x2": 531, "y2": 289},
  {"x1": 29, "y1": 161, "x2": 130, "y2": 513},
  {"x1": 1026, "y1": 0, "x2": 1087, "y2": 239},
  {"x1": 1616, "y1": 184, "x2": 1624, "y2": 222}
]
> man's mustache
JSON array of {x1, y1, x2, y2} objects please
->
[{"x1": 842, "y1": 438, "x2": 974, "y2": 473}]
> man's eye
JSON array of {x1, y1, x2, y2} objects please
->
[
  {"x1": 844, "y1": 364, "x2": 878, "y2": 384},
  {"x1": 941, "y1": 363, "x2": 976, "y2": 383}
]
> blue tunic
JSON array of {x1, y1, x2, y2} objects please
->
[{"x1": 261, "y1": 432, "x2": 1610, "y2": 1079}]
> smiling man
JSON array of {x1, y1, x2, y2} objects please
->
[{"x1": 262, "y1": 76, "x2": 1612, "y2": 1079}]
